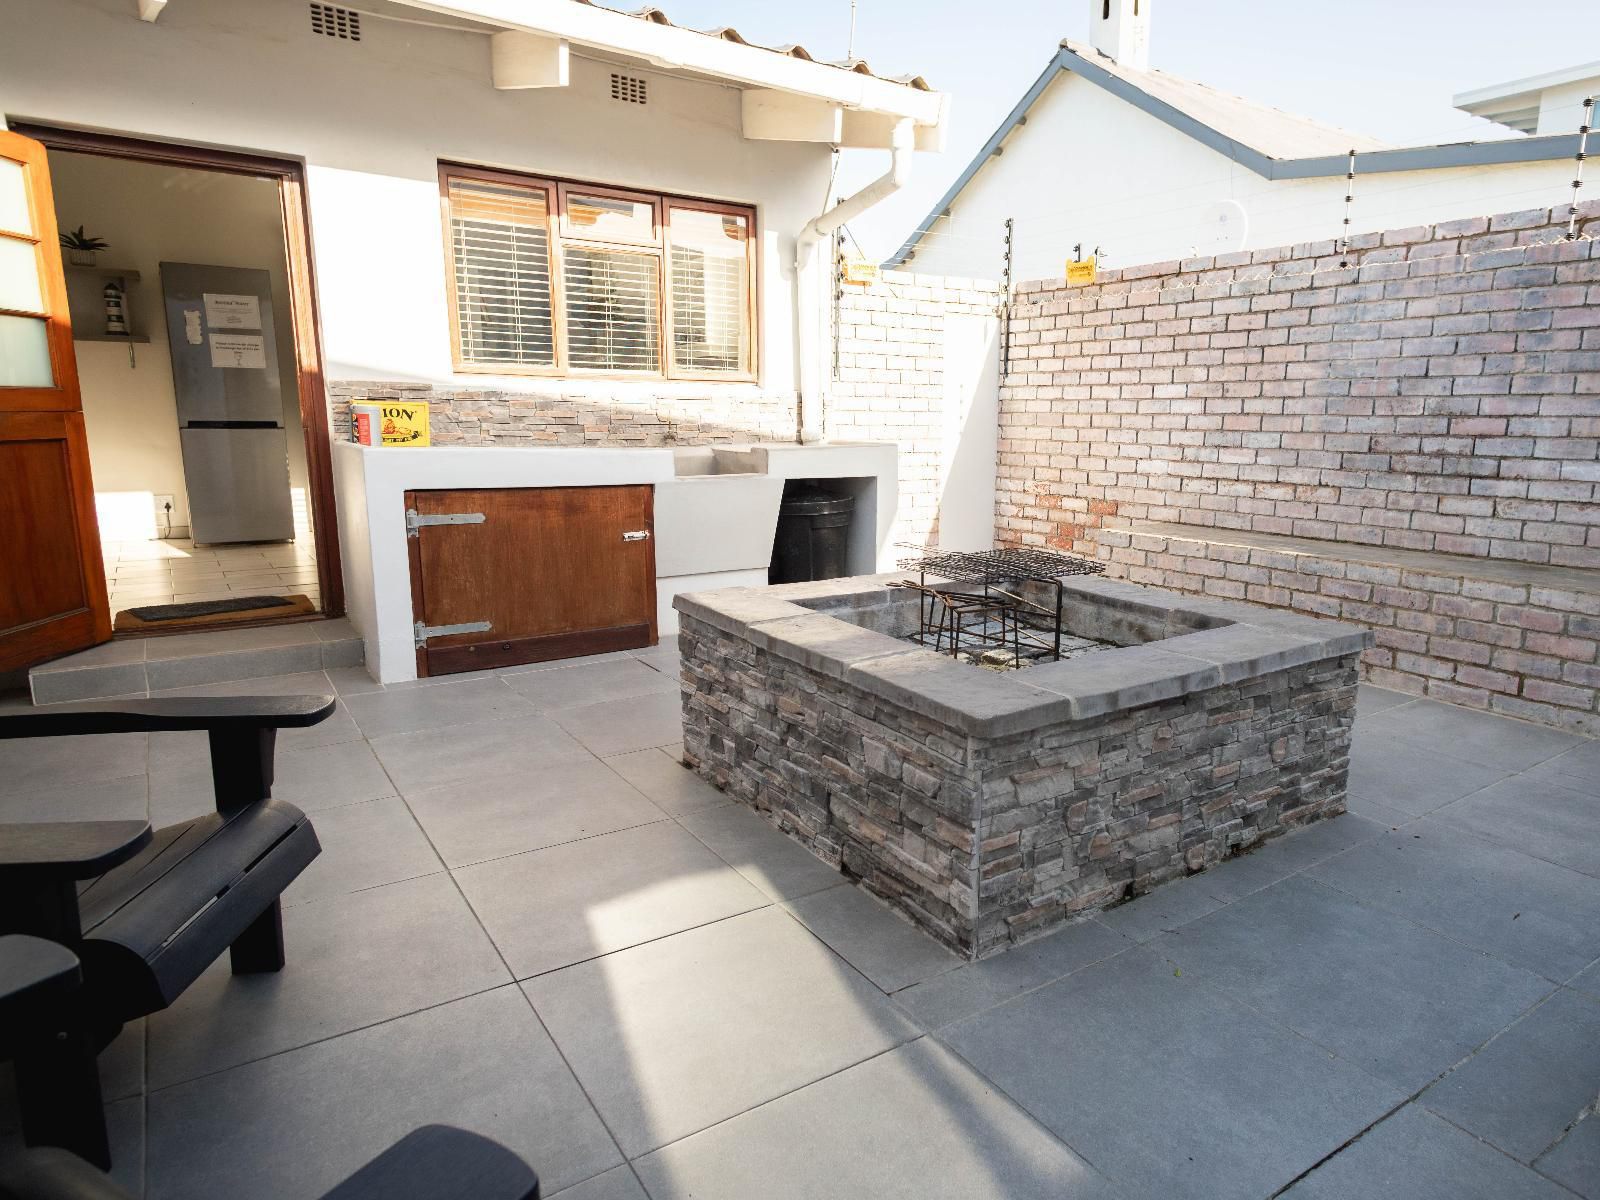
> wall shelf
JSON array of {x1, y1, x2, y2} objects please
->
[{"x1": 66, "y1": 265, "x2": 142, "y2": 281}]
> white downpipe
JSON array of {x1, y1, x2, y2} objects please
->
[{"x1": 795, "y1": 117, "x2": 915, "y2": 444}]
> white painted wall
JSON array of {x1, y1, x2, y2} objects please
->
[
  {"x1": 331, "y1": 440, "x2": 899, "y2": 681},
  {"x1": 0, "y1": 0, "x2": 832, "y2": 397},
  {"x1": 47, "y1": 151, "x2": 306, "y2": 541},
  {"x1": 905, "y1": 71, "x2": 1575, "y2": 282}
]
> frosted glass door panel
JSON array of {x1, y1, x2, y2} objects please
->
[
  {"x1": 0, "y1": 314, "x2": 53, "y2": 386},
  {"x1": 0, "y1": 236, "x2": 44, "y2": 314}
]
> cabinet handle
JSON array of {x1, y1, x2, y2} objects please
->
[{"x1": 622, "y1": 530, "x2": 651, "y2": 542}]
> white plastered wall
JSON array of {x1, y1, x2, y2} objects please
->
[
  {"x1": 0, "y1": 0, "x2": 831, "y2": 397},
  {"x1": 906, "y1": 72, "x2": 1574, "y2": 282}
]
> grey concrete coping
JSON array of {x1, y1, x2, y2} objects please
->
[{"x1": 677, "y1": 574, "x2": 1370, "y2": 739}]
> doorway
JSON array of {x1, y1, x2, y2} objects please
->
[{"x1": 12, "y1": 125, "x2": 342, "y2": 641}]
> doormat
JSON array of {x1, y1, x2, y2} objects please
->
[{"x1": 113, "y1": 593, "x2": 316, "y2": 632}]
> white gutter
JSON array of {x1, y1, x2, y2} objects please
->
[{"x1": 796, "y1": 117, "x2": 914, "y2": 444}]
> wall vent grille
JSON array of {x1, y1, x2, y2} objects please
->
[
  {"x1": 610, "y1": 73, "x2": 648, "y2": 105},
  {"x1": 310, "y1": 3, "x2": 361, "y2": 41}
]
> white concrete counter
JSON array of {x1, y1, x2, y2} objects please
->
[{"x1": 332, "y1": 440, "x2": 898, "y2": 682}]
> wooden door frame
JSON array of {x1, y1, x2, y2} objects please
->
[{"x1": 9, "y1": 122, "x2": 345, "y2": 619}]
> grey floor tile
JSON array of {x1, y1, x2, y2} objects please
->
[
  {"x1": 280, "y1": 701, "x2": 364, "y2": 751},
  {"x1": 1356, "y1": 684, "x2": 1418, "y2": 719},
  {"x1": 145, "y1": 986, "x2": 620, "y2": 1200},
  {"x1": 1421, "y1": 988, "x2": 1600, "y2": 1163},
  {"x1": 100, "y1": 1019, "x2": 146, "y2": 1104},
  {"x1": 1343, "y1": 790, "x2": 1415, "y2": 826},
  {"x1": 1535, "y1": 1112, "x2": 1600, "y2": 1198},
  {"x1": 105, "y1": 1096, "x2": 145, "y2": 1199},
  {"x1": 345, "y1": 677, "x2": 534, "y2": 739},
  {"x1": 284, "y1": 796, "x2": 444, "y2": 907},
  {"x1": 941, "y1": 947, "x2": 1404, "y2": 1200},
  {"x1": 142, "y1": 624, "x2": 321, "y2": 660},
  {"x1": 895, "y1": 920, "x2": 1130, "y2": 1030},
  {"x1": 635, "y1": 1037, "x2": 1121, "y2": 1200},
  {"x1": 1308, "y1": 822, "x2": 1600, "y2": 982},
  {"x1": 1281, "y1": 1104, "x2": 1569, "y2": 1200},
  {"x1": 324, "y1": 665, "x2": 384, "y2": 697},
  {"x1": 550, "y1": 1166, "x2": 650, "y2": 1200},
  {"x1": 1346, "y1": 734, "x2": 1512, "y2": 817},
  {"x1": 1155, "y1": 875, "x2": 1555, "y2": 1093},
  {"x1": 455, "y1": 820, "x2": 766, "y2": 979},
  {"x1": 502, "y1": 657, "x2": 677, "y2": 711},
  {"x1": 1572, "y1": 959, "x2": 1600, "y2": 999},
  {"x1": 145, "y1": 643, "x2": 323, "y2": 690},
  {"x1": 146, "y1": 873, "x2": 509, "y2": 1088},
  {"x1": 784, "y1": 884, "x2": 963, "y2": 993},
  {"x1": 369, "y1": 714, "x2": 591, "y2": 793},
  {"x1": 1094, "y1": 874, "x2": 1226, "y2": 942},
  {"x1": 151, "y1": 737, "x2": 397, "y2": 825},
  {"x1": 0, "y1": 774, "x2": 147, "y2": 824},
  {"x1": 604, "y1": 748, "x2": 728, "y2": 817},
  {"x1": 406, "y1": 758, "x2": 667, "y2": 867},
  {"x1": 498, "y1": 649, "x2": 639, "y2": 676},
  {"x1": 1227, "y1": 811, "x2": 1388, "y2": 876},
  {"x1": 0, "y1": 731, "x2": 146, "y2": 799},
  {"x1": 631, "y1": 643, "x2": 680, "y2": 674},
  {"x1": 1436, "y1": 774, "x2": 1600, "y2": 879},
  {"x1": 551, "y1": 691, "x2": 683, "y2": 757},
  {"x1": 148, "y1": 669, "x2": 333, "y2": 700},
  {"x1": 523, "y1": 906, "x2": 918, "y2": 1158},
  {"x1": 678, "y1": 804, "x2": 844, "y2": 901},
  {"x1": 1524, "y1": 738, "x2": 1600, "y2": 797},
  {"x1": 1378, "y1": 701, "x2": 1582, "y2": 772},
  {"x1": 31, "y1": 661, "x2": 149, "y2": 703},
  {"x1": 33, "y1": 639, "x2": 146, "y2": 671}
]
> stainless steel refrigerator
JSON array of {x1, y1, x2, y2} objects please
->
[{"x1": 160, "y1": 262, "x2": 295, "y2": 544}]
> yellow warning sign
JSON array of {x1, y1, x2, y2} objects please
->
[
  {"x1": 842, "y1": 257, "x2": 881, "y2": 286},
  {"x1": 353, "y1": 401, "x2": 430, "y2": 447},
  {"x1": 1066, "y1": 256, "x2": 1098, "y2": 286}
]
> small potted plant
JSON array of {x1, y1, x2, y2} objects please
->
[{"x1": 59, "y1": 226, "x2": 108, "y2": 268}]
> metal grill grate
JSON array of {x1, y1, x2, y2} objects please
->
[
  {"x1": 610, "y1": 73, "x2": 648, "y2": 104},
  {"x1": 309, "y1": 3, "x2": 361, "y2": 41},
  {"x1": 896, "y1": 546, "x2": 1105, "y2": 582}
]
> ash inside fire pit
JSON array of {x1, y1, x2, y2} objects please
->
[{"x1": 892, "y1": 546, "x2": 1113, "y2": 670}]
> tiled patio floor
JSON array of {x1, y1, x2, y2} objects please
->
[{"x1": 2, "y1": 651, "x2": 1597, "y2": 1199}]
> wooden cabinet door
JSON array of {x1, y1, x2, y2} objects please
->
[
  {"x1": 0, "y1": 131, "x2": 111, "y2": 672},
  {"x1": 407, "y1": 485, "x2": 656, "y2": 677}
]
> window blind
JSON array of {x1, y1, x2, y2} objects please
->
[
  {"x1": 563, "y1": 246, "x2": 659, "y2": 373},
  {"x1": 447, "y1": 178, "x2": 555, "y2": 367},
  {"x1": 669, "y1": 208, "x2": 748, "y2": 375}
]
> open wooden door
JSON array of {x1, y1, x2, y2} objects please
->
[{"x1": 0, "y1": 130, "x2": 110, "y2": 672}]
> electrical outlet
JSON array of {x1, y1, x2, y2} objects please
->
[{"x1": 154, "y1": 494, "x2": 175, "y2": 515}]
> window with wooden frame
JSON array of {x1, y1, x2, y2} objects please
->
[{"x1": 440, "y1": 165, "x2": 756, "y2": 381}]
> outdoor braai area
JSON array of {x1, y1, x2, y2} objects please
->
[{"x1": 677, "y1": 559, "x2": 1373, "y2": 958}]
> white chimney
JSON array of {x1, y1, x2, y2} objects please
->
[{"x1": 1090, "y1": 0, "x2": 1151, "y2": 70}]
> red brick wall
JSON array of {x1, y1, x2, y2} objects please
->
[{"x1": 997, "y1": 202, "x2": 1600, "y2": 569}]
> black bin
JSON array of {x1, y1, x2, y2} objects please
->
[{"x1": 769, "y1": 485, "x2": 855, "y2": 584}]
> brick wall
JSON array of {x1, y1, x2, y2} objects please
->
[
  {"x1": 998, "y1": 201, "x2": 1600, "y2": 568},
  {"x1": 830, "y1": 273, "x2": 1003, "y2": 548}
]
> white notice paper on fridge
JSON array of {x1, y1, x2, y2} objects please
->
[
  {"x1": 209, "y1": 332, "x2": 267, "y2": 369},
  {"x1": 203, "y1": 293, "x2": 262, "y2": 330}
]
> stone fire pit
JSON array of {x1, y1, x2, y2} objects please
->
[{"x1": 676, "y1": 572, "x2": 1372, "y2": 958}]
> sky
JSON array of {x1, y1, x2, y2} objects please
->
[{"x1": 652, "y1": 0, "x2": 1595, "y2": 258}]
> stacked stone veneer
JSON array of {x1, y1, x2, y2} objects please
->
[
  {"x1": 677, "y1": 574, "x2": 1367, "y2": 957},
  {"x1": 327, "y1": 380, "x2": 799, "y2": 448}
]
